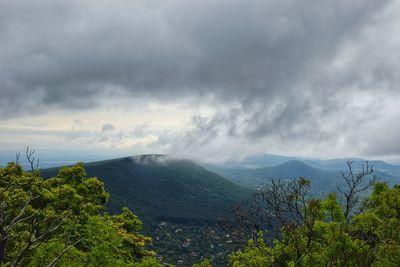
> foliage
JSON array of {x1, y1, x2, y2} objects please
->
[
  {"x1": 230, "y1": 179, "x2": 400, "y2": 266},
  {"x1": 192, "y1": 258, "x2": 212, "y2": 267},
  {"x1": 0, "y1": 160, "x2": 160, "y2": 266},
  {"x1": 149, "y1": 221, "x2": 244, "y2": 266}
]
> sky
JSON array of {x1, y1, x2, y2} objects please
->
[{"x1": 1, "y1": 0, "x2": 400, "y2": 163}]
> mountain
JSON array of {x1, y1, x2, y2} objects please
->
[
  {"x1": 303, "y1": 159, "x2": 400, "y2": 176},
  {"x1": 206, "y1": 160, "x2": 398, "y2": 196},
  {"x1": 41, "y1": 154, "x2": 251, "y2": 224},
  {"x1": 208, "y1": 160, "x2": 339, "y2": 191},
  {"x1": 30, "y1": 154, "x2": 400, "y2": 222},
  {"x1": 252, "y1": 160, "x2": 334, "y2": 179},
  {"x1": 218, "y1": 153, "x2": 400, "y2": 176}
]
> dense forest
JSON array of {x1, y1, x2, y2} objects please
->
[{"x1": 1, "y1": 152, "x2": 400, "y2": 266}]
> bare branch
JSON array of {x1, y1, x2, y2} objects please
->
[
  {"x1": 45, "y1": 239, "x2": 82, "y2": 267},
  {"x1": 10, "y1": 212, "x2": 70, "y2": 267},
  {"x1": 5, "y1": 193, "x2": 36, "y2": 232},
  {"x1": 15, "y1": 153, "x2": 20, "y2": 165},
  {"x1": 339, "y1": 161, "x2": 375, "y2": 221},
  {"x1": 25, "y1": 147, "x2": 40, "y2": 176}
]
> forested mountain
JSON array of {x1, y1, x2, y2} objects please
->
[
  {"x1": 41, "y1": 155, "x2": 251, "y2": 224},
  {"x1": 39, "y1": 155, "x2": 254, "y2": 265}
]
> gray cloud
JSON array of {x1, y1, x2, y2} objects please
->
[
  {"x1": 101, "y1": 123, "x2": 115, "y2": 132},
  {"x1": 1, "y1": 0, "x2": 399, "y2": 160},
  {"x1": 0, "y1": 0, "x2": 391, "y2": 109}
]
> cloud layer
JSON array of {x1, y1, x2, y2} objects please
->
[{"x1": 1, "y1": 0, "x2": 400, "y2": 162}]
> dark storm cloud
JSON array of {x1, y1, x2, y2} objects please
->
[
  {"x1": 0, "y1": 0, "x2": 391, "y2": 111},
  {"x1": 1, "y1": 0, "x2": 399, "y2": 159}
]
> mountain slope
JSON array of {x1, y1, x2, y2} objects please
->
[{"x1": 41, "y1": 155, "x2": 251, "y2": 224}]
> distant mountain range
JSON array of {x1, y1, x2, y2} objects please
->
[
  {"x1": 206, "y1": 160, "x2": 397, "y2": 196},
  {"x1": 215, "y1": 153, "x2": 400, "y2": 176}
]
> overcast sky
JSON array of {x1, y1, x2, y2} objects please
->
[{"x1": 1, "y1": 0, "x2": 400, "y2": 163}]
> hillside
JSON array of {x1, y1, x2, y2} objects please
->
[{"x1": 41, "y1": 155, "x2": 251, "y2": 224}]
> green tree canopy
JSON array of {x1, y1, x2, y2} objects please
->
[
  {"x1": 0, "y1": 159, "x2": 160, "y2": 266},
  {"x1": 230, "y1": 179, "x2": 400, "y2": 266}
]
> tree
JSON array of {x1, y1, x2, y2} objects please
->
[
  {"x1": 230, "y1": 162, "x2": 400, "y2": 266},
  {"x1": 0, "y1": 149, "x2": 160, "y2": 266},
  {"x1": 226, "y1": 177, "x2": 314, "y2": 244}
]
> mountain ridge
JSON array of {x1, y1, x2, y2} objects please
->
[
  {"x1": 41, "y1": 155, "x2": 251, "y2": 225},
  {"x1": 205, "y1": 159, "x2": 398, "y2": 195}
]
